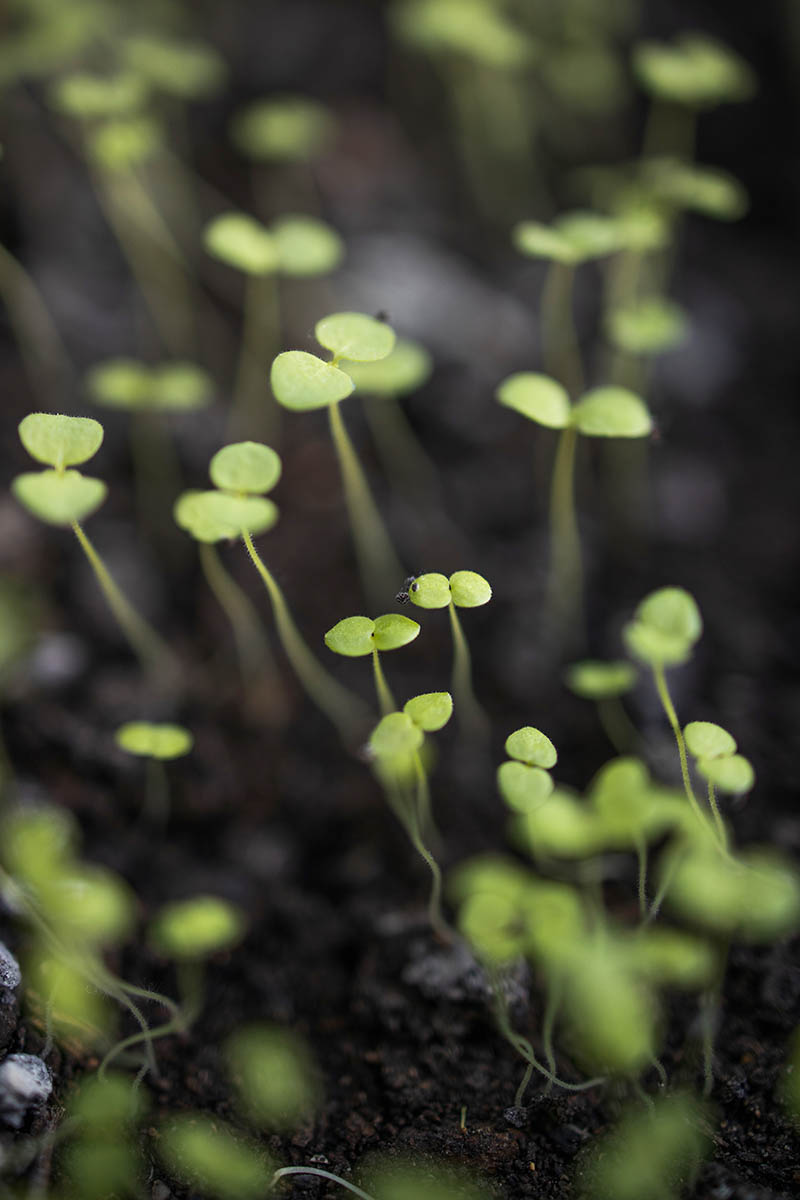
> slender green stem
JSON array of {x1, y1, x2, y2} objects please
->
[
  {"x1": 541, "y1": 262, "x2": 583, "y2": 397},
  {"x1": 635, "y1": 833, "x2": 648, "y2": 917},
  {"x1": 98, "y1": 961, "x2": 203, "y2": 1080},
  {"x1": 70, "y1": 520, "x2": 180, "y2": 680},
  {"x1": 327, "y1": 401, "x2": 404, "y2": 610},
  {"x1": 651, "y1": 664, "x2": 714, "y2": 839},
  {"x1": 596, "y1": 696, "x2": 639, "y2": 755},
  {"x1": 241, "y1": 528, "x2": 369, "y2": 742},
  {"x1": 542, "y1": 979, "x2": 561, "y2": 1097},
  {"x1": 270, "y1": 1167, "x2": 379, "y2": 1200},
  {"x1": 371, "y1": 647, "x2": 395, "y2": 716},
  {"x1": 144, "y1": 758, "x2": 170, "y2": 827},
  {"x1": 405, "y1": 752, "x2": 449, "y2": 941},
  {"x1": 546, "y1": 423, "x2": 583, "y2": 640},
  {"x1": 0, "y1": 242, "x2": 71, "y2": 404},
  {"x1": 361, "y1": 395, "x2": 443, "y2": 501},
  {"x1": 198, "y1": 542, "x2": 273, "y2": 683},
  {"x1": 230, "y1": 272, "x2": 281, "y2": 442},
  {"x1": 644, "y1": 847, "x2": 686, "y2": 925},
  {"x1": 448, "y1": 601, "x2": 488, "y2": 736},
  {"x1": 707, "y1": 780, "x2": 728, "y2": 850}
]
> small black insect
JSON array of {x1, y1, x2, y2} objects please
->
[
  {"x1": 395, "y1": 574, "x2": 417, "y2": 604},
  {"x1": 374, "y1": 310, "x2": 390, "y2": 323}
]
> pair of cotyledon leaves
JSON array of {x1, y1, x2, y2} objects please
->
[
  {"x1": 86, "y1": 359, "x2": 213, "y2": 411},
  {"x1": 632, "y1": 32, "x2": 755, "y2": 109},
  {"x1": 271, "y1": 312, "x2": 396, "y2": 411},
  {"x1": 13, "y1": 413, "x2": 108, "y2": 526},
  {"x1": 325, "y1": 614, "x2": 420, "y2": 657},
  {"x1": 683, "y1": 720, "x2": 755, "y2": 795},
  {"x1": 204, "y1": 212, "x2": 343, "y2": 278},
  {"x1": 497, "y1": 727, "x2": 558, "y2": 816},
  {"x1": 115, "y1": 721, "x2": 193, "y2": 761},
  {"x1": 369, "y1": 693, "x2": 454, "y2": 760},
  {"x1": 623, "y1": 587, "x2": 702, "y2": 668},
  {"x1": 174, "y1": 442, "x2": 282, "y2": 544},
  {"x1": 497, "y1": 372, "x2": 653, "y2": 439},
  {"x1": 406, "y1": 571, "x2": 492, "y2": 609}
]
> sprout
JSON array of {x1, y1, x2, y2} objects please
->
[
  {"x1": 633, "y1": 33, "x2": 755, "y2": 109},
  {"x1": 565, "y1": 660, "x2": 639, "y2": 753},
  {"x1": 513, "y1": 210, "x2": 623, "y2": 266},
  {"x1": 271, "y1": 214, "x2": 343, "y2": 276},
  {"x1": 497, "y1": 726, "x2": 557, "y2": 816},
  {"x1": 390, "y1": 0, "x2": 534, "y2": 71},
  {"x1": 271, "y1": 314, "x2": 404, "y2": 608},
  {"x1": 204, "y1": 213, "x2": 278, "y2": 275},
  {"x1": 116, "y1": 721, "x2": 193, "y2": 824},
  {"x1": 49, "y1": 71, "x2": 149, "y2": 120},
  {"x1": 226, "y1": 1024, "x2": 319, "y2": 1130},
  {"x1": 230, "y1": 95, "x2": 336, "y2": 162},
  {"x1": 12, "y1": 413, "x2": 177, "y2": 677},
  {"x1": 641, "y1": 157, "x2": 749, "y2": 222},
  {"x1": 159, "y1": 1114, "x2": 270, "y2": 1200},
  {"x1": 150, "y1": 894, "x2": 245, "y2": 961},
  {"x1": 325, "y1": 613, "x2": 420, "y2": 714},
  {"x1": 607, "y1": 297, "x2": 689, "y2": 357},
  {"x1": 407, "y1": 571, "x2": 491, "y2": 735},
  {"x1": 561, "y1": 944, "x2": 658, "y2": 1074}
]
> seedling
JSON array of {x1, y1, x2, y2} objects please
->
[
  {"x1": 174, "y1": 441, "x2": 369, "y2": 742},
  {"x1": 405, "y1": 570, "x2": 491, "y2": 734},
  {"x1": 203, "y1": 210, "x2": 343, "y2": 438},
  {"x1": 564, "y1": 658, "x2": 639, "y2": 752},
  {"x1": 324, "y1": 613, "x2": 420, "y2": 714},
  {"x1": 226, "y1": 1023, "x2": 319, "y2": 1131},
  {"x1": 271, "y1": 312, "x2": 405, "y2": 607},
  {"x1": 12, "y1": 413, "x2": 178, "y2": 678},
  {"x1": 640, "y1": 156, "x2": 749, "y2": 223},
  {"x1": 230, "y1": 94, "x2": 336, "y2": 164},
  {"x1": 367, "y1": 692, "x2": 454, "y2": 938},
  {"x1": 60, "y1": 1071, "x2": 147, "y2": 1200},
  {"x1": 683, "y1": 720, "x2": 754, "y2": 848},
  {"x1": 159, "y1": 1113, "x2": 270, "y2": 1200},
  {"x1": 497, "y1": 726, "x2": 557, "y2": 816},
  {"x1": 115, "y1": 720, "x2": 193, "y2": 824}
]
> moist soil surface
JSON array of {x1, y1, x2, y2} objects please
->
[{"x1": 1, "y1": 1, "x2": 800, "y2": 1197}]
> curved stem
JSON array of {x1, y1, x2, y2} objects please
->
[
  {"x1": 0, "y1": 241, "x2": 71, "y2": 405},
  {"x1": 371, "y1": 647, "x2": 395, "y2": 716},
  {"x1": 327, "y1": 401, "x2": 404, "y2": 610},
  {"x1": 448, "y1": 602, "x2": 488, "y2": 736},
  {"x1": 404, "y1": 753, "x2": 449, "y2": 941},
  {"x1": 241, "y1": 529, "x2": 369, "y2": 742},
  {"x1": 596, "y1": 696, "x2": 639, "y2": 755},
  {"x1": 98, "y1": 961, "x2": 203, "y2": 1080},
  {"x1": 707, "y1": 780, "x2": 728, "y2": 850},
  {"x1": 230, "y1": 272, "x2": 281, "y2": 442},
  {"x1": 270, "y1": 1167, "x2": 378, "y2": 1200},
  {"x1": 635, "y1": 833, "x2": 648, "y2": 917},
  {"x1": 542, "y1": 979, "x2": 561, "y2": 1097},
  {"x1": 651, "y1": 664, "x2": 709, "y2": 836},
  {"x1": 70, "y1": 520, "x2": 179, "y2": 681},
  {"x1": 198, "y1": 542, "x2": 273, "y2": 684}
]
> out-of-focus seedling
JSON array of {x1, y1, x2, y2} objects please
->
[
  {"x1": 115, "y1": 720, "x2": 193, "y2": 824},
  {"x1": 175, "y1": 441, "x2": 369, "y2": 742},
  {"x1": 406, "y1": 570, "x2": 491, "y2": 734},
  {"x1": 271, "y1": 312, "x2": 404, "y2": 607},
  {"x1": 226, "y1": 1023, "x2": 319, "y2": 1131},
  {"x1": 230, "y1": 94, "x2": 336, "y2": 164},
  {"x1": 325, "y1": 613, "x2": 420, "y2": 714},
  {"x1": 0, "y1": 232, "x2": 71, "y2": 405},
  {"x1": 368, "y1": 692, "x2": 454, "y2": 937},
  {"x1": 564, "y1": 658, "x2": 639, "y2": 752},
  {"x1": 159, "y1": 1113, "x2": 271, "y2": 1200},
  {"x1": 683, "y1": 720, "x2": 754, "y2": 848},
  {"x1": 0, "y1": 575, "x2": 40, "y2": 791},
  {"x1": 12, "y1": 413, "x2": 177, "y2": 679},
  {"x1": 497, "y1": 726, "x2": 557, "y2": 817},
  {"x1": 203, "y1": 211, "x2": 343, "y2": 438},
  {"x1": 60, "y1": 1071, "x2": 147, "y2": 1200},
  {"x1": 497, "y1": 372, "x2": 652, "y2": 642}
]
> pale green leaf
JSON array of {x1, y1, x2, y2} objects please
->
[
  {"x1": 497, "y1": 760, "x2": 554, "y2": 813},
  {"x1": 50, "y1": 71, "x2": 148, "y2": 119},
  {"x1": 13, "y1": 470, "x2": 107, "y2": 526},
  {"x1": 607, "y1": 297, "x2": 688, "y2": 356},
  {"x1": 407, "y1": 572, "x2": 451, "y2": 609},
  {"x1": 152, "y1": 363, "x2": 214, "y2": 411},
  {"x1": 230, "y1": 96, "x2": 335, "y2": 163},
  {"x1": 342, "y1": 339, "x2": 433, "y2": 396},
  {"x1": 684, "y1": 721, "x2": 736, "y2": 760},
  {"x1": 174, "y1": 491, "x2": 278, "y2": 543},
  {"x1": 368, "y1": 712, "x2": 424, "y2": 759},
  {"x1": 512, "y1": 221, "x2": 577, "y2": 263},
  {"x1": 158, "y1": 1116, "x2": 269, "y2": 1199},
  {"x1": 636, "y1": 587, "x2": 703, "y2": 645},
  {"x1": 323, "y1": 616, "x2": 375, "y2": 657},
  {"x1": 449, "y1": 570, "x2": 491, "y2": 608},
  {"x1": 391, "y1": 0, "x2": 534, "y2": 70},
  {"x1": 315, "y1": 312, "x2": 396, "y2": 363},
  {"x1": 203, "y1": 213, "x2": 277, "y2": 275},
  {"x1": 88, "y1": 117, "x2": 162, "y2": 170},
  {"x1": 270, "y1": 351, "x2": 354, "y2": 411},
  {"x1": 495, "y1": 372, "x2": 571, "y2": 429},
  {"x1": 226, "y1": 1025, "x2": 318, "y2": 1131},
  {"x1": 696, "y1": 754, "x2": 754, "y2": 794},
  {"x1": 644, "y1": 158, "x2": 748, "y2": 221},
  {"x1": 150, "y1": 896, "x2": 245, "y2": 961},
  {"x1": 564, "y1": 659, "x2": 636, "y2": 699},
  {"x1": 556, "y1": 210, "x2": 623, "y2": 260},
  {"x1": 19, "y1": 413, "x2": 104, "y2": 469},
  {"x1": 372, "y1": 613, "x2": 420, "y2": 651},
  {"x1": 115, "y1": 721, "x2": 193, "y2": 760},
  {"x1": 86, "y1": 359, "x2": 151, "y2": 409},
  {"x1": 623, "y1": 620, "x2": 693, "y2": 668},
  {"x1": 403, "y1": 691, "x2": 453, "y2": 732},
  {"x1": 571, "y1": 387, "x2": 653, "y2": 438},
  {"x1": 271, "y1": 215, "x2": 343, "y2": 277},
  {"x1": 209, "y1": 442, "x2": 282, "y2": 495},
  {"x1": 505, "y1": 727, "x2": 557, "y2": 769},
  {"x1": 123, "y1": 36, "x2": 226, "y2": 99},
  {"x1": 633, "y1": 34, "x2": 755, "y2": 108}
]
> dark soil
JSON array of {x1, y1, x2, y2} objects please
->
[{"x1": 2, "y1": 1, "x2": 800, "y2": 1197}]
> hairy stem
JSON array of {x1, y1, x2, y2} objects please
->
[
  {"x1": 371, "y1": 647, "x2": 395, "y2": 716},
  {"x1": 198, "y1": 542, "x2": 273, "y2": 683},
  {"x1": 270, "y1": 1167, "x2": 379, "y2": 1200},
  {"x1": 448, "y1": 601, "x2": 488, "y2": 736}
]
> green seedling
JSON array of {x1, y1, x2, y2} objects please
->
[
  {"x1": 496, "y1": 374, "x2": 652, "y2": 640},
  {"x1": 271, "y1": 312, "x2": 405, "y2": 607},
  {"x1": 230, "y1": 94, "x2": 337, "y2": 164},
  {"x1": 606, "y1": 296, "x2": 688, "y2": 358},
  {"x1": 226, "y1": 1023, "x2": 319, "y2": 1131},
  {"x1": 324, "y1": 613, "x2": 420, "y2": 714},
  {"x1": 368, "y1": 692, "x2": 454, "y2": 938},
  {"x1": 641, "y1": 157, "x2": 749, "y2": 222},
  {"x1": 405, "y1": 570, "x2": 491, "y2": 734},
  {"x1": 497, "y1": 726, "x2": 557, "y2": 815},
  {"x1": 390, "y1": 0, "x2": 533, "y2": 69},
  {"x1": 60, "y1": 1071, "x2": 147, "y2": 1200},
  {"x1": 203, "y1": 210, "x2": 343, "y2": 438},
  {"x1": 578, "y1": 1091, "x2": 709, "y2": 1200},
  {"x1": 564, "y1": 658, "x2": 639, "y2": 752},
  {"x1": 175, "y1": 441, "x2": 369, "y2": 742},
  {"x1": 12, "y1": 413, "x2": 178, "y2": 678},
  {"x1": 115, "y1": 720, "x2": 193, "y2": 824},
  {"x1": 121, "y1": 35, "x2": 227, "y2": 100},
  {"x1": 683, "y1": 720, "x2": 754, "y2": 848},
  {"x1": 159, "y1": 1113, "x2": 271, "y2": 1200}
]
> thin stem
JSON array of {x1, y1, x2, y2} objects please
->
[
  {"x1": 70, "y1": 521, "x2": 180, "y2": 681},
  {"x1": 230, "y1": 272, "x2": 281, "y2": 442},
  {"x1": 448, "y1": 602, "x2": 488, "y2": 736},
  {"x1": 98, "y1": 961, "x2": 203, "y2": 1080},
  {"x1": 144, "y1": 758, "x2": 170, "y2": 827},
  {"x1": 541, "y1": 261, "x2": 582, "y2": 397},
  {"x1": 327, "y1": 401, "x2": 404, "y2": 610},
  {"x1": 270, "y1": 1167, "x2": 378, "y2": 1200},
  {"x1": 198, "y1": 542, "x2": 273, "y2": 683},
  {"x1": 635, "y1": 833, "x2": 648, "y2": 917},
  {"x1": 0, "y1": 242, "x2": 71, "y2": 405},
  {"x1": 707, "y1": 780, "x2": 728, "y2": 850},
  {"x1": 651, "y1": 664, "x2": 710, "y2": 836},
  {"x1": 241, "y1": 529, "x2": 369, "y2": 742},
  {"x1": 361, "y1": 395, "x2": 443, "y2": 502},
  {"x1": 546, "y1": 423, "x2": 583, "y2": 641},
  {"x1": 371, "y1": 647, "x2": 395, "y2": 715},
  {"x1": 405, "y1": 752, "x2": 449, "y2": 941},
  {"x1": 542, "y1": 979, "x2": 561, "y2": 1097},
  {"x1": 644, "y1": 847, "x2": 686, "y2": 925},
  {"x1": 596, "y1": 696, "x2": 639, "y2": 755}
]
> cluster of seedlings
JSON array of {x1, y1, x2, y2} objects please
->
[{"x1": 1, "y1": 6, "x2": 798, "y2": 1200}]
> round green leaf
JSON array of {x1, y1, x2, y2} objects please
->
[
  {"x1": 152, "y1": 363, "x2": 213, "y2": 411},
  {"x1": 449, "y1": 570, "x2": 491, "y2": 608},
  {"x1": 88, "y1": 116, "x2": 162, "y2": 171},
  {"x1": 628, "y1": 928, "x2": 717, "y2": 990},
  {"x1": 230, "y1": 95, "x2": 335, "y2": 163},
  {"x1": 407, "y1": 573, "x2": 451, "y2": 609},
  {"x1": 324, "y1": 616, "x2": 375, "y2": 657},
  {"x1": 556, "y1": 210, "x2": 623, "y2": 260},
  {"x1": 684, "y1": 721, "x2": 737, "y2": 760},
  {"x1": 512, "y1": 221, "x2": 577, "y2": 264},
  {"x1": 270, "y1": 351, "x2": 354, "y2": 411},
  {"x1": 115, "y1": 721, "x2": 193, "y2": 760},
  {"x1": 342, "y1": 339, "x2": 433, "y2": 397},
  {"x1": 391, "y1": 0, "x2": 534, "y2": 70},
  {"x1": 497, "y1": 760, "x2": 554, "y2": 814},
  {"x1": 663, "y1": 847, "x2": 800, "y2": 940},
  {"x1": 315, "y1": 312, "x2": 396, "y2": 363},
  {"x1": 571, "y1": 387, "x2": 653, "y2": 438},
  {"x1": 633, "y1": 34, "x2": 755, "y2": 108},
  {"x1": 43, "y1": 866, "x2": 135, "y2": 947},
  {"x1": 203, "y1": 213, "x2": 277, "y2": 275},
  {"x1": 372, "y1": 613, "x2": 420, "y2": 652},
  {"x1": 50, "y1": 71, "x2": 148, "y2": 119},
  {"x1": 209, "y1": 442, "x2": 282, "y2": 495},
  {"x1": 504, "y1": 727, "x2": 557, "y2": 769},
  {"x1": 13, "y1": 470, "x2": 107, "y2": 526},
  {"x1": 86, "y1": 359, "x2": 151, "y2": 409},
  {"x1": 495, "y1": 372, "x2": 571, "y2": 430},
  {"x1": 458, "y1": 890, "x2": 527, "y2": 965},
  {"x1": 174, "y1": 491, "x2": 278, "y2": 543},
  {"x1": 403, "y1": 691, "x2": 453, "y2": 732},
  {"x1": 271, "y1": 215, "x2": 343, "y2": 277},
  {"x1": 636, "y1": 587, "x2": 703, "y2": 646},
  {"x1": 623, "y1": 619, "x2": 693, "y2": 668},
  {"x1": 644, "y1": 158, "x2": 748, "y2": 221},
  {"x1": 368, "y1": 712, "x2": 424, "y2": 759},
  {"x1": 19, "y1": 413, "x2": 104, "y2": 469},
  {"x1": 564, "y1": 659, "x2": 637, "y2": 699},
  {"x1": 226, "y1": 1024, "x2": 318, "y2": 1131},
  {"x1": 607, "y1": 297, "x2": 689, "y2": 356},
  {"x1": 696, "y1": 754, "x2": 754, "y2": 795},
  {"x1": 123, "y1": 36, "x2": 226, "y2": 99},
  {"x1": 159, "y1": 1115, "x2": 269, "y2": 1200},
  {"x1": 512, "y1": 788, "x2": 602, "y2": 859},
  {"x1": 150, "y1": 895, "x2": 246, "y2": 960}
]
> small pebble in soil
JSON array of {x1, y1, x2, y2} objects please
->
[
  {"x1": 504, "y1": 1105, "x2": 529, "y2": 1129},
  {"x1": 0, "y1": 946, "x2": 21, "y2": 1053},
  {"x1": 0, "y1": 1055, "x2": 52, "y2": 1130},
  {"x1": 0, "y1": 946, "x2": 21, "y2": 993}
]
